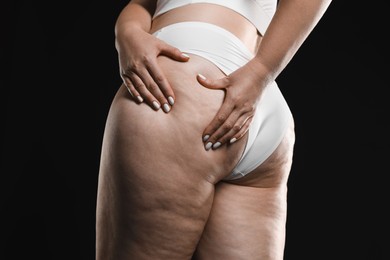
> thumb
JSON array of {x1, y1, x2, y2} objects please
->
[
  {"x1": 197, "y1": 73, "x2": 229, "y2": 90},
  {"x1": 159, "y1": 41, "x2": 190, "y2": 62}
]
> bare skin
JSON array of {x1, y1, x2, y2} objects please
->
[
  {"x1": 97, "y1": 54, "x2": 295, "y2": 259},
  {"x1": 96, "y1": 0, "x2": 331, "y2": 259}
]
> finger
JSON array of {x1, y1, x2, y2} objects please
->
[
  {"x1": 203, "y1": 104, "x2": 235, "y2": 150},
  {"x1": 159, "y1": 41, "x2": 190, "y2": 62},
  {"x1": 137, "y1": 68, "x2": 172, "y2": 113},
  {"x1": 197, "y1": 73, "x2": 230, "y2": 90},
  {"x1": 229, "y1": 116, "x2": 253, "y2": 144},
  {"x1": 146, "y1": 60, "x2": 176, "y2": 106},
  {"x1": 204, "y1": 110, "x2": 242, "y2": 150},
  {"x1": 122, "y1": 75, "x2": 143, "y2": 103},
  {"x1": 214, "y1": 114, "x2": 254, "y2": 148},
  {"x1": 129, "y1": 72, "x2": 162, "y2": 111}
]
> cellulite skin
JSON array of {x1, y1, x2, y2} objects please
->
[
  {"x1": 96, "y1": 1, "x2": 331, "y2": 259},
  {"x1": 97, "y1": 54, "x2": 294, "y2": 259}
]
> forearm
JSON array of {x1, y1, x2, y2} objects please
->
[
  {"x1": 254, "y1": 0, "x2": 332, "y2": 83},
  {"x1": 114, "y1": 0, "x2": 156, "y2": 36}
]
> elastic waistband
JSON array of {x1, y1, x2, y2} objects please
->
[
  {"x1": 153, "y1": 22, "x2": 254, "y2": 75},
  {"x1": 153, "y1": 21, "x2": 252, "y2": 52}
]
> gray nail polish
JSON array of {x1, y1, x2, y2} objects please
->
[
  {"x1": 230, "y1": 138, "x2": 237, "y2": 144},
  {"x1": 163, "y1": 103, "x2": 171, "y2": 113},
  {"x1": 203, "y1": 135, "x2": 210, "y2": 142},
  {"x1": 205, "y1": 142, "x2": 213, "y2": 150},
  {"x1": 168, "y1": 96, "x2": 175, "y2": 106},
  {"x1": 213, "y1": 142, "x2": 221, "y2": 149},
  {"x1": 198, "y1": 73, "x2": 206, "y2": 80},
  {"x1": 153, "y1": 101, "x2": 160, "y2": 110},
  {"x1": 137, "y1": 96, "x2": 143, "y2": 103}
]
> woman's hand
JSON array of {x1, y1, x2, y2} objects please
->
[
  {"x1": 197, "y1": 58, "x2": 270, "y2": 150},
  {"x1": 116, "y1": 26, "x2": 190, "y2": 113}
]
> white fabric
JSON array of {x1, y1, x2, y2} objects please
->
[{"x1": 153, "y1": 0, "x2": 277, "y2": 36}]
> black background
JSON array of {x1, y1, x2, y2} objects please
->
[{"x1": 1, "y1": 1, "x2": 389, "y2": 259}]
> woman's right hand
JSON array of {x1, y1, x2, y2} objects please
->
[{"x1": 115, "y1": 26, "x2": 190, "y2": 112}]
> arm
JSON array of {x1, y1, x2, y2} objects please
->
[
  {"x1": 115, "y1": 0, "x2": 189, "y2": 112},
  {"x1": 254, "y1": 0, "x2": 332, "y2": 84},
  {"x1": 198, "y1": 0, "x2": 332, "y2": 149}
]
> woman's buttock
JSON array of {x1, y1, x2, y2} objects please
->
[{"x1": 104, "y1": 55, "x2": 248, "y2": 183}]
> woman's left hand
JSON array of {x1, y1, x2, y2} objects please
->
[{"x1": 197, "y1": 58, "x2": 270, "y2": 150}]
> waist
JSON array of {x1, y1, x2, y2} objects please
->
[
  {"x1": 152, "y1": 22, "x2": 254, "y2": 75},
  {"x1": 150, "y1": 3, "x2": 261, "y2": 54}
]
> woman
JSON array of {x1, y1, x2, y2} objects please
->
[{"x1": 96, "y1": 0, "x2": 332, "y2": 259}]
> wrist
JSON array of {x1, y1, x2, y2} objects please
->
[
  {"x1": 115, "y1": 21, "x2": 144, "y2": 39},
  {"x1": 247, "y1": 57, "x2": 274, "y2": 86}
]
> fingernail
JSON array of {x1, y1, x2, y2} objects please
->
[
  {"x1": 230, "y1": 138, "x2": 237, "y2": 144},
  {"x1": 182, "y1": 53, "x2": 190, "y2": 58},
  {"x1": 168, "y1": 96, "x2": 175, "y2": 105},
  {"x1": 205, "y1": 142, "x2": 213, "y2": 151},
  {"x1": 137, "y1": 96, "x2": 143, "y2": 103},
  {"x1": 163, "y1": 103, "x2": 171, "y2": 113},
  {"x1": 203, "y1": 135, "x2": 210, "y2": 142},
  {"x1": 152, "y1": 101, "x2": 160, "y2": 110},
  {"x1": 212, "y1": 142, "x2": 221, "y2": 149},
  {"x1": 198, "y1": 73, "x2": 206, "y2": 80}
]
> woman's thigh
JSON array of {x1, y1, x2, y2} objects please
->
[
  {"x1": 96, "y1": 55, "x2": 248, "y2": 259},
  {"x1": 193, "y1": 121, "x2": 295, "y2": 260}
]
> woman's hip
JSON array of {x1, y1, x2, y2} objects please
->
[{"x1": 101, "y1": 62, "x2": 247, "y2": 183}]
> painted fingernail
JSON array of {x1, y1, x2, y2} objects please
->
[
  {"x1": 137, "y1": 96, "x2": 143, "y2": 103},
  {"x1": 182, "y1": 53, "x2": 190, "y2": 58},
  {"x1": 197, "y1": 73, "x2": 206, "y2": 80},
  {"x1": 230, "y1": 138, "x2": 237, "y2": 144},
  {"x1": 168, "y1": 96, "x2": 175, "y2": 105},
  {"x1": 152, "y1": 101, "x2": 160, "y2": 110},
  {"x1": 163, "y1": 103, "x2": 171, "y2": 113},
  {"x1": 213, "y1": 142, "x2": 221, "y2": 149},
  {"x1": 203, "y1": 135, "x2": 210, "y2": 142},
  {"x1": 205, "y1": 142, "x2": 213, "y2": 151}
]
